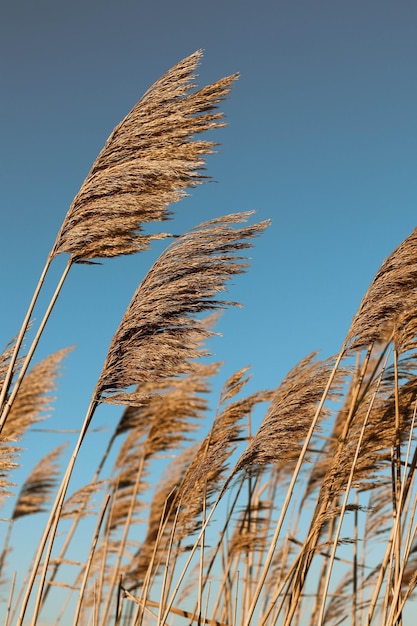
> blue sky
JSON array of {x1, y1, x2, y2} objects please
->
[{"x1": 2, "y1": 0, "x2": 417, "y2": 621}]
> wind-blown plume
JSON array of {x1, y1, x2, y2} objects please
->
[
  {"x1": 232, "y1": 353, "x2": 345, "y2": 474},
  {"x1": 0, "y1": 348, "x2": 71, "y2": 505},
  {"x1": 176, "y1": 367, "x2": 272, "y2": 533},
  {"x1": 0, "y1": 337, "x2": 22, "y2": 395},
  {"x1": 11, "y1": 444, "x2": 67, "y2": 520},
  {"x1": 1, "y1": 348, "x2": 71, "y2": 441},
  {"x1": 0, "y1": 444, "x2": 67, "y2": 578},
  {"x1": 51, "y1": 50, "x2": 238, "y2": 262},
  {"x1": 346, "y1": 228, "x2": 417, "y2": 351},
  {"x1": 93, "y1": 212, "x2": 270, "y2": 405}
]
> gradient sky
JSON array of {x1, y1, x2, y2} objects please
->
[{"x1": 2, "y1": 1, "x2": 417, "y2": 621}]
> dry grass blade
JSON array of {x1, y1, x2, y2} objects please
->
[
  {"x1": 51, "y1": 50, "x2": 238, "y2": 262},
  {"x1": 94, "y1": 212, "x2": 270, "y2": 404}
]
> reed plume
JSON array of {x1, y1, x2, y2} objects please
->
[
  {"x1": 347, "y1": 227, "x2": 417, "y2": 351},
  {"x1": 232, "y1": 353, "x2": 345, "y2": 475},
  {"x1": 0, "y1": 50, "x2": 236, "y2": 435},
  {"x1": 1, "y1": 348, "x2": 71, "y2": 442},
  {"x1": 11, "y1": 443, "x2": 67, "y2": 521},
  {"x1": 176, "y1": 367, "x2": 272, "y2": 530},
  {"x1": 60, "y1": 481, "x2": 106, "y2": 520},
  {"x1": 94, "y1": 212, "x2": 270, "y2": 405},
  {"x1": 52, "y1": 50, "x2": 238, "y2": 262},
  {"x1": 0, "y1": 337, "x2": 22, "y2": 392},
  {"x1": 0, "y1": 441, "x2": 19, "y2": 505},
  {"x1": 0, "y1": 444, "x2": 66, "y2": 579},
  {"x1": 0, "y1": 348, "x2": 70, "y2": 508},
  {"x1": 127, "y1": 450, "x2": 192, "y2": 584}
]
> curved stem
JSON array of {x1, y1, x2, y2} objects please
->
[
  {"x1": 316, "y1": 357, "x2": 386, "y2": 626},
  {"x1": 99, "y1": 454, "x2": 147, "y2": 626},
  {"x1": 0, "y1": 254, "x2": 53, "y2": 414},
  {"x1": 16, "y1": 399, "x2": 98, "y2": 626},
  {"x1": 0, "y1": 257, "x2": 72, "y2": 433},
  {"x1": 243, "y1": 345, "x2": 346, "y2": 626},
  {"x1": 73, "y1": 494, "x2": 111, "y2": 626}
]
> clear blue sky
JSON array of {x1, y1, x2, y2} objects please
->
[{"x1": 1, "y1": 0, "x2": 417, "y2": 620}]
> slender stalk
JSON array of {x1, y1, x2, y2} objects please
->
[
  {"x1": 17, "y1": 399, "x2": 98, "y2": 626},
  {"x1": 197, "y1": 492, "x2": 208, "y2": 626},
  {"x1": 131, "y1": 487, "x2": 178, "y2": 625},
  {"x1": 390, "y1": 522, "x2": 417, "y2": 625},
  {"x1": 316, "y1": 366, "x2": 383, "y2": 626},
  {"x1": 383, "y1": 403, "x2": 417, "y2": 626},
  {"x1": 73, "y1": 494, "x2": 111, "y2": 626},
  {"x1": 99, "y1": 454, "x2": 147, "y2": 626},
  {"x1": 308, "y1": 515, "x2": 336, "y2": 626},
  {"x1": 280, "y1": 345, "x2": 375, "y2": 626},
  {"x1": 387, "y1": 521, "x2": 417, "y2": 626},
  {"x1": 41, "y1": 434, "x2": 116, "y2": 609},
  {"x1": 233, "y1": 571, "x2": 239, "y2": 626},
  {"x1": 366, "y1": 402, "x2": 417, "y2": 625},
  {"x1": 5, "y1": 571, "x2": 16, "y2": 626},
  {"x1": 115, "y1": 575, "x2": 124, "y2": 626},
  {"x1": 125, "y1": 590, "x2": 229, "y2": 626},
  {"x1": 0, "y1": 254, "x2": 54, "y2": 414},
  {"x1": 0, "y1": 258, "x2": 72, "y2": 433},
  {"x1": 352, "y1": 491, "x2": 359, "y2": 626},
  {"x1": 159, "y1": 480, "x2": 232, "y2": 625},
  {"x1": 242, "y1": 346, "x2": 346, "y2": 626},
  {"x1": 392, "y1": 347, "x2": 403, "y2": 625}
]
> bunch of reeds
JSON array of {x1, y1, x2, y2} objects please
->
[{"x1": 1, "y1": 50, "x2": 417, "y2": 626}]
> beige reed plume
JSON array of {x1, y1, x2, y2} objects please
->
[
  {"x1": 0, "y1": 348, "x2": 71, "y2": 506},
  {"x1": 0, "y1": 50, "x2": 237, "y2": 431},
  {"x1": 346, "y1": 227, "x2": 417, "y2": 351},
  {"x1": 93, "y1": 212, "x2": 270, "y2": 405},
  {"x1": 19, "y1": 212, "x2": 269, "y2": 625},
  {"x1": 175, "y1": 367, "x2": 272, "y2": 537},
  {"x1": 232, "y1": 353, "x2": 345, "y2": 474},
  {"x1": 11, "y1": 443, "x2": 67, "y2": 521},
  {"x1": 0, "y1": 444, "x2": 67, "y2": 578},
  {"x1": 52, "y1": 50, "x2": 238, "y2": 262},
  {"x1": 1, "y1": 348, "x2": 72, "y2": 443}
]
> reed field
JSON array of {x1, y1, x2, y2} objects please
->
[{"x1": 2, "y1": 50, "x2": 417, "y2": 626}]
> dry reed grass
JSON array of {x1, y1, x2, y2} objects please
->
[
  {"x1": 52, "y1": 50, "x2": 238, "y2": 262},
  {"x1": 1, "y1": 50, "x2": 417, "y2": 626}
]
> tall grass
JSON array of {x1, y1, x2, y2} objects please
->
[{"x1": 1, "y1": 50, "x2": 417, "y2": 625}]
